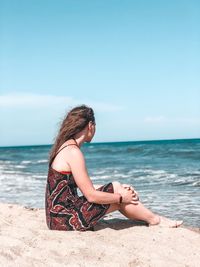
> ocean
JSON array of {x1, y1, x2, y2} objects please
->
[{"x1": 0, "y1": 138, "x2": 199, "y2": 227}]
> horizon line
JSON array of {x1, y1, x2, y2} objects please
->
[{"x1": 0, "y1": 137, "x2": 200, "y2": 148}]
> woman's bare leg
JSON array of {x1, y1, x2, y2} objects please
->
[
  {"x1": 105, "y1": 200, "x2": 160, "y2": 224},
  {"x1": 105, "y1": 182, "x2": 183, "y2": 227}
]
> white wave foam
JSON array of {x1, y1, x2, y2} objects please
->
[
  {"x1": 21, "y1": 160, "x2": 31, "y2": 164},
  {"x1": 15, "y1": 165, "x2": 26, "y2": 169},
  {"x1": 37, "y1": 160, "x2": 48, "y2": 163},
  {"x1": 92, "y1": 175, "x2": 111, "y2": 180},
  {"x1": 192, "y1": 181, "x2": 200, "y2": 186}
]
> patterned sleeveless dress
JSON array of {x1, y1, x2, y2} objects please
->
[{"x1": 45, "y1": 145, "x2": 114, "y2": 231}]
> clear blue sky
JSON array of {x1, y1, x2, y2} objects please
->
[{"x1": 0, "y1": 0, "x2": 199, "y2": 146}]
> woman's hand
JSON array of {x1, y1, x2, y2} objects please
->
[
  {"x1": 122, "y1": 184, "x2": 139, "y2": 199},
  {"x1": 118, "y1": 185, "x2": 139, "y2": 205}
]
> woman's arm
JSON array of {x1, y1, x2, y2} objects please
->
[{"x1": 67, "y1": 148, "x2": 121, "y2": 204}]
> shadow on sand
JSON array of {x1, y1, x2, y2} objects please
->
[
  {"x1": 94, "y1": 218, "x2": 148, "y2": 231},
  {"x1": 93, "y1": 218, "x2": 200, "y2": 233}
]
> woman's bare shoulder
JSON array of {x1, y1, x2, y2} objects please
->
[
  {"x1": 51, "y1": 143, "x2": 82, "y2": 171},
  {"x1": 67, "y1": 145, "x2": 84, "y2": 159},
  {"x1": 57, "y1": 143, "x2": 83, "y2": 160}
]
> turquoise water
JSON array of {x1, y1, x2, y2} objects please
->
[{"x1": 0, "y1": 138, "x2": 199, "y2": 227}]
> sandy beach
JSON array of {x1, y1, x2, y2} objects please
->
[{"x1": 0, "y1": 203, "x2": 199, "y2": 267}]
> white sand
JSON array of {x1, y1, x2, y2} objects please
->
[{"x1": 0, "y1": 202, "x2": 200, "y2": 267}]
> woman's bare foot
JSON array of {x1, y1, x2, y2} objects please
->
[{"x1": 149, "y1": 215, "x2": 183, "y2": 228}]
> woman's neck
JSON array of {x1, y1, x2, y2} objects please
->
[{"x1": 73, "y1": 136, "x2": 85, "y2": 148}]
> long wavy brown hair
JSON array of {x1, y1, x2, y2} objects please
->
[{"x1": 49, "y1": 105, "x2": 95, "y2": 166}]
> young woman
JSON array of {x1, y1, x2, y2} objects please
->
[{"x1": 45, "y1": 105, "x2": 183, "y2": 231}]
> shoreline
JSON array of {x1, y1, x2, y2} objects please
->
[{"x1": 0, "y1": 202, "x2": 200, "y2": 267}]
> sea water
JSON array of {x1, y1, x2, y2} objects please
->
[{"x1": 0, "y1": 139, "x2": 199, "y2": 227}]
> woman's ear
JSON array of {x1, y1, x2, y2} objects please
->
[{"x1": 88, "y1": 121, "x2": 93, "y2": 130}]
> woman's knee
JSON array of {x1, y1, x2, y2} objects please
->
[{"x1": 112, "y1": 181, "x2": 123, "y2": 193}]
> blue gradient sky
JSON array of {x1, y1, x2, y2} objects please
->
[{"x1": 0, "y1": 0, "x2": 199, "y2": 146}]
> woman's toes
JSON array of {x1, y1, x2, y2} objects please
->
[
  {"x1": 175, "y1": 220, "x2": 183, "y2": 227},
  {"x1": 157, "y1": 217, "x2": 183, "y2": 228},
  {"x1": 148, "y1": 215, "x2": 183, "y2": 228}
]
